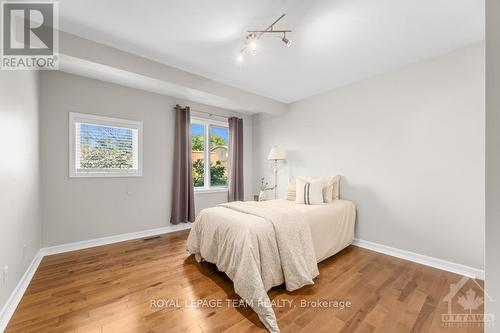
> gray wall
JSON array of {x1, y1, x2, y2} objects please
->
[
  {"x1": 253, "y1": 43, "x2": 485, "y2": 270},
  {"x1": 486, "y1": 0, "x2": 500, "y2": 329},
  {"x1": 0, "y1": 71, "x2": 41, "y2": 309},
  {"x1": 40, "y1": 71, "x2": 252, "y2": 247}
]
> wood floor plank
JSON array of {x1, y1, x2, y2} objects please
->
[{"x1": 5, "y1": 230, "x2": 485, "y2": 333}]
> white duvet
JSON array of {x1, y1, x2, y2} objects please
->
[{"x1": 186, "y1": 199, "x2": 356, "y2": 332}]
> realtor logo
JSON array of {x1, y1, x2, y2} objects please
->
[
  {"x1": 442, "y1": 276, "x2": 494, "y2": 328},
  {"x1": 1, "y1": 1, "x2": 58, "y2": 69}
]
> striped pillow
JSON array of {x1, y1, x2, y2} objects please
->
[
  {"x1": 295, "y1": 179, "x2": 324, "y2": 205},
  {"x1": 297, "y1": 176, "x2": 340, "y2": 202}
]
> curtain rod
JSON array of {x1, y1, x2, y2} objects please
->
[{"x1": 190, "y1": 108, "x2": 230, "y2": 120}]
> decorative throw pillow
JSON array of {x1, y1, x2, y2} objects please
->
[
  {"x1": 286, "y1": 180, "x2": 296, "y2": 201},
  {"x1": 298, "y1": 175, "x2": 340, "y2": 202},
  {"x1": 330, "y1": 175, "x2": 340, "y2": 201},
  {"x1": 295, "y1": 179, "x2": 324, "y2": 205}
]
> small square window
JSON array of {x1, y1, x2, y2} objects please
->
[{"x1": 69, "y1": 112, "x2": 143, "y2": 177}]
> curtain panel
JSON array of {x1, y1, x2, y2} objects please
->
[
  {"x1": 170, "y1": 105, "x2": 195, "y2": 223},
  {"x1": 228, "y1": 117, "x2": 244, "y2": 201}
]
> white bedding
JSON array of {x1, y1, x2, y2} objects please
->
[
  {"x1": 293, "y1": 199, "x2": 356, "y2": 262},
  {"x1": 186, "y1": 199, "x2": 356, "y2": 332}
]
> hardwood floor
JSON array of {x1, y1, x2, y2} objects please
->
[{"x1": 6, "y1": 230, "x2": 484, "y2": 333}]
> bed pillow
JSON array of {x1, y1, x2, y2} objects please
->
[
  {"x1": 285, "y1": 180, "x2": 296, "y2": 201},
  {"x1": 295, "y1": 179, "x2": 324, "y2": 205},
  {"x1": 297, "y1": 176, "x2": 340, "y2": 202}
]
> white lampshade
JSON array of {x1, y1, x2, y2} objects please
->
[{"x1": 267, "y1": 145, "x2": 286, "y2": 160}]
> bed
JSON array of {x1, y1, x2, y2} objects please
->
[{"x1": 186, "y1": 198, "x2": 356, "y2": 332}]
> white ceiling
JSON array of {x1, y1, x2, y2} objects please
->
[{"x1": 58, "y1": 0, "x2": 484, "y2": 103}]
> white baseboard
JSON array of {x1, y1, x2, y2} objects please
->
[
  {"x1": 42, "y1": 224, "x2": 192, "y2": 256},
  {"x1": 0, "y1": 224, "x2": 192, "y2": 332},
  {"x1": 352, "y1": 238, "x2": 485, "y2": 280},
  {"x1": 0, "y1": 250, "x2": 44, "y2": 333}
]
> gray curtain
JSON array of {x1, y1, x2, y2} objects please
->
[
  {"x1": 228, "y1": 117, "x2": 244, "y2": 201},
  {"x1": 170, "y1": 105, "x2": 195, "y2": 224}
]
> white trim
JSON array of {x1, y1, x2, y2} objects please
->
[
  {"x1": 352, "y1": 238, "x2": 485, "y2": 280},
  {"x1": 42, "y1": 224, "x2": 192, "y2": 256},
  {"x1": 0, "y1": 250, "x2": 44, "y2": 333},
  {"x1": 0, "y1": 224, "x2": 192, "y2": 331},
  {"x1": 191, "y1": 116, "x2": 228, "y2": 128},
  {"x1": 69, "y1": 112, "x2": 143, "y2": 178},
  {"x1": 194, "y1": 188, "x2": 228, "y2": 194}
]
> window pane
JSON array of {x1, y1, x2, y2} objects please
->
[
  {"x1": 191, "y1": 123, "x2": 205, "y2": 187},
  {"x1": 77, "y1": 123, "x2": 137, "y2": 170},
  {"x1": 209, "y1": 126, "x2": 228, "y2": 186}
]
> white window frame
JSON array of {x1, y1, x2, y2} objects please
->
[
  {"x1": 191, "y1": 117, "x2": 229, "y2": 193},
  {"x1": 69, "y1": 112, "x2": 143, "y2": 178}
]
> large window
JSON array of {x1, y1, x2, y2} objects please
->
[
  {"x1": 191, "y1": 117, "x2": 229, "y2": 191},
  {"x1": 69, "y1": 112, "x2": 142, "y2": 177}
]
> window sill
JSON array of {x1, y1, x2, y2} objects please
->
[
  {"x1": 194, "y1": 188, "x2": 228, "y2": 194},
  {"x1": 70, "y1": 173, "x2": 142, "y2": 178}
]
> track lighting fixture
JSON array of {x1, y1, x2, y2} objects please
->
[{"x1": 237, "y1": 13, "x2": 292, "y2": 62}]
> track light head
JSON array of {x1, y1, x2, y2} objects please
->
[
  {"x1": 247, "y1": 33, "x2": 258, "y2": 52},
  {"x1": 282, "y1": 33, "x2": 292, "y2": 47}
]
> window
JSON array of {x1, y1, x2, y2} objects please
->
[
  {"x1": 69, "y1": 112, "x2": 142, "y2": 177},
  {"x1": 191, "y1": 117, "x2": 229, "y2": 191}
]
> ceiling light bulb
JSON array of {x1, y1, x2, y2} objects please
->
[
  {"x1": 247, "y1": 33, "x2": 257, "y2": 52},
  {"x1": 237, "y1": 53, "x2": 243, "y2": 62},
  {"x1": 249, "y1": 39, "x2": 257, "y2": 55}
]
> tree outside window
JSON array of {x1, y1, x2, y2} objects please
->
[{"x1": 191, "y1": 121, "x2": 228, "y2": 189}]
